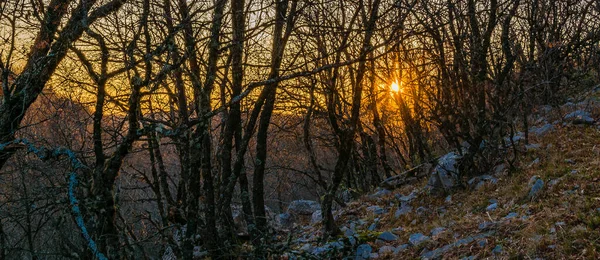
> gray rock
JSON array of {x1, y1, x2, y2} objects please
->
[
  {"x1": 370, "y1": 189, "x2": 392, "y2": 199},
  {"x1": 345, "y1": 228, "x2": 356, "y2": 237},
  {"x1": 367, "y1": 205, "x2": 386, "y2": 215},
  {"x1": 311, "y1": 247, "x2": 329, "y2": 255},
  {"x1": 328, "y1": 241, "x2": 344, "y2": 250},
  {"x1": 378, "y1": 231, "x2": 398, "y2": 242},
  {"x1": 426, "y1": 152, "x2": 461, "y2": 193},
  {"x1": 494, "y1": 164, "x2": 507, "y2": 175},
  {"x1": 504, "y1": 212, "x2": 518, "y2": 219},
  {"x1": 468, "y1": 175, "x2": 498, "y2": 190},
  {"x1": 492, "y1": 245, "x2": 503, "y2": 254},
  {"x1": 347, "y1": 236, "x2": 357, "y2": 246},
  {"x1": 416, "y1": 206, "x2": 429, "y2": 216},
  {"x1": 379, "y1": 246, "x2": 395, "y2": 254},
  {"x1": 311, "y1": 210, "x2": 322, "y2": 224},
  {"x1": 431, "y1": 227, "x2": 446, "y2": 236},
  {"x1": 526, "y1": 143, "x2": 542, "y2": 151},
  {"x1": 287, "y1": 200, "x2": 320, "y2": 215},
  {"x1": 409, "y1": 233, "x2": 429, "y2": 247},
  {"x1": 478, "y1": 221, "x2": 494, "y2": 230},
  {"x1": 445, "y1": 195, "x2": 452, "y2": 203},
  {"x1": 394, "y1": 244, "x2": 409, "y2": 254},
  {"x1": 486, "y1": 203, "x2": 498, "y2": 211},
  {"x1": 368, "y1": 223, "x2": 377, "y2": 231},
  {"x1": 530, "y1": 124, "x2": 555, "y2": 136},
  {"x1": 565, "y1": 110, "x2": 595, "y2": 125},
  {"x1": 395, "y1": 205, "x2": 412, "y2": 218},
  {"x1": 528, "y1": 179, "x2": 544, "y2": 200},
  {"x1": 478, "y1": 239, "x2": 487, "y2": 247},
  {"x1": 421, "y1": 232, "x2": 493, "y2": 259},
  {"x1": 300, "y1": 243, "x2": 312, "y2": 252},
  {"x1": 396, "y1": 191, "x2": 417, "y2": 202},
  {"x1": 369, "y1": 253, "x2": 379, "y2": 259},
  {"x1": 356, "y1": 244, "x2": 372, "y2": 260}
]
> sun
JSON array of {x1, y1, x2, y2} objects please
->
[{"x1": 391, "y1": 82, "x2": 400, "y2": 92}]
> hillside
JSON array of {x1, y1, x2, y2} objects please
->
[{"x1": 278, "y1": 88, "x2": 600, "y2": 259}]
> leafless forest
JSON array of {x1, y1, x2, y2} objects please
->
[{"x1": 0, "y1": 0, "x2": 599, "y2": 259}]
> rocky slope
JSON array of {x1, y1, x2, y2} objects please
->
[{"x1": 277, "y1": 86, "x2": 600, "y2": 259}]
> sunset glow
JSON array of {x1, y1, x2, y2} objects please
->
[{"x1": 391, "y1": 81, "x2": 400, "y2": 92}]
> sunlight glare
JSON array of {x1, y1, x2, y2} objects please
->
[{"x1": 391, "y1": 82, "x2": 400, "y2": 92}]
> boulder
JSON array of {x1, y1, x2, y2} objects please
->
[
  {"x1": 287, "y1": 200, "x2": 320, "y2": 215},
  {"x1": 426, "y1": 152, "x2": 461, "y2": 194}
]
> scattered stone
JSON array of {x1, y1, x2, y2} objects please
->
[
  {"x1": 345, "y1": 228, "x2": 356, "y2": 237},
  {"x1": 395, "y1": 205, "x2": 412, "y2": 218},
  {"x1": 431, "y1": 227, "x2": 446, "y2": 237},
  {"x1": 445, "y1": 195, "x2": 452, "y2": 203},
  {"x1": 565, "y1": 159, "x2": 575, "y2": 165},
  {"x1": 530, "y1": 124, "x2": 555, "y2": 136},
  {"x1": 478, "y1": 239, "x2": 487, "y2": 247},
  {"x1": 288, "y1": 200, "x2": 320, "y2": 215},
  {"x1": 394, "y1": 244, "x2": 409, "y2": 254},
  {"x1": 564, "y1": 110, "x2": 595, "y2": 125},
  {"x1": 311, "y1": 247, "x2": 328, "y2": 255},
  {"x1": 426, "y1": 152, "x2": 461, "y2": 194},
  {"x1": 396, "y1": 191, "x2": 417, "y2": 202},
  {"x1": 421, "y1": 232, "x2": 493, "y2": 259},
  {"x1": 492, "y1": 245, "x2": 503, "y2": 254},
  {"x1": 368, "y1": 223, "x2": 377, "y2": 231},
  {"x1": 367, "y1": 206, "x2": 386, "y2": 215},
  {"x1": 549, "y1": 178, "x2": 561, "y2": 187},
  {"x1": 548, "y1": 245, "x2": 557, "y2": 249},
  {"x1": 311, "y1": 210, "x2": 322, "y2": 224},
  {"x1": 504, "y1": 212, "x2": 518, "y2": 219},
  {"x1": 486, "y1": 203, "x2": 498, "y2": 211},
  {"x1": 528, "y1": 179, "x2": 545, "y2": 200},
  {"x1": 468, "y1": 175, "x2": 498, "y2": 190},
  {"x1": 369, "y1": 253, "x2": 379, "y2": 259},
  {"x1": 494, "y1": 164, "x2": 507, "y2": 175},
  {"x1": 328, "y1": 241, "x2": 344, "y2": 250},
  {"x1": 526, "y1": 143, "x2": 542, "y2": 151},
  {"x1": 378, "y1": 231, "x2": 398, "y2": 242},
  {"x1": 379, "y1": 246, "x2": 395, "y2": 254},
  {"x1": 409, "y1": 233, "x2": 430, "y2": 247},
  {"x1": 300, "y1": 243, "x2": 312, "y2": 252},
  {"x1": 478, "y1": 221, "x2": 495, "y2": 230},
  {"x1": 370, "y1": 189, "x2": 392, "y2": 199},
  {"x1": 356, "y1": 244, "x2": 372, "y2": 260},
  {"x1": 348, "y1": 236, "x2": 357, "y2": 246}
]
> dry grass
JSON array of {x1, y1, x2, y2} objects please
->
[{"x1": 293, "y1": 122, "x2": 600, "y2": 259}]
